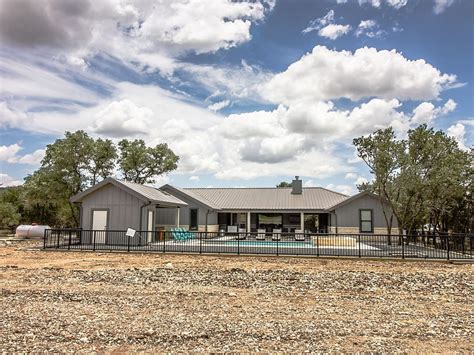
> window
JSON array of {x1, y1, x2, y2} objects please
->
[
  {"x1": 360, "y1": 209, "x2": 373, "y2": 233},
  {"x1": 190, "y1": 209, "x2": 198, "y2": 230}
]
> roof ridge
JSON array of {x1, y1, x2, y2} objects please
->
[{"x1": 183, "y1": 186, "x2": 329, "y2": 190}]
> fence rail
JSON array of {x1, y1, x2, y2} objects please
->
[{"x1": 43, "y1": 229, "x2": 474, "y2": 260}]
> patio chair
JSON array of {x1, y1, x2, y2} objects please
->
[
  {"x1": 272, "y1": 229, "x2": 282, "y2": 241},
  {"x1": 294, "y1": 229, "x2": 305, "y2": 241},
  {"x1": 256, "y1": 229, "x2": 266, "y2": 240},
  {"x1": 236, "y1": 228, "x2": 247, "y2": 240}
]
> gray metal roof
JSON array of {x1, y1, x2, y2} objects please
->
[
  {"x1": 118, "y1": 180, "x2": 187, "y2": 206},
  {"x1": 71, "y1": 178, "x2": 187, "y2": 206},
  {"x1": 175, "y1": 187, "x2": 349, "y2": 211}
]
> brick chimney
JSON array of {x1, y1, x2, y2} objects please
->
[{"x1": 291, "y1": 176, "x2": 302, "y2": 194}]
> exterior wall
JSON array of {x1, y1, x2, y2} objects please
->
[
  {"x1": 157, "y1": 187, "x2": 218, "y2": 232},
  {"x1": 333, "y1": 194, "x2": 398, "y2": 234},
  {"x1": 80, "y1": 184, "x2": 151, "y2": 245}
]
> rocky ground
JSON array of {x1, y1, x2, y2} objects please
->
[{"x1": 1, "y1": 239, "x2": 473, "y2": 353}]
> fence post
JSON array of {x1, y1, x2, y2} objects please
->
[
  {"x1": 93, "y1": 231, "x2": 96, "y2": 251},
  {"x1": 200, "y1": 232, "x2": 203, "y2": 254},
  {"x1": 401, "y1": 234, "x2": 405, "y2": 259},
  {"x1": 43, "y1": 229, "x2": 47, "y2": 249},
  {"x1": 127, "y1": 234, "x2": 130, "y2": 252},
  {"x1": 237, "y1": 233, "x2": 240, "y2": 255},
  {"x1": 57, "y1": 230, "x2": 60, "y2": 249},
  {"x1": 316, "y1": 234, "x2": 320, "y2": 257},
  {"x1": 68, "y1": 230, "x2": 72, "y2": 250},
  {"x1": 163, "y1": 231, "x2": 167, "y2": 253},
  {"x1": 446, "y1": 235, "x2": 450, "y2": 261},
  {"x1": 358, "y1": 234, "x2": 361, "y2": 258},
  {"x1": 276, "y1": 234, "x2": 279, "y2": 256}
]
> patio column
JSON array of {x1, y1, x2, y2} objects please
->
[
  {"x1": 300, "y1": 212, "x2": 304, "y2": 232},
  {"x1": 175, "y1": 207, "x2": 180, "y2": 227},
  {"x1": 247, "y1": 212, "x2": 251, "y2": 233}
]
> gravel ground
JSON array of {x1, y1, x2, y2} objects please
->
[{"x1": 1, "y1": 239, "x2": 473, "y2": 353}]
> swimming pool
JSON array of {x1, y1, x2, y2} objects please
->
[{"x1": 221, "y1": 240, "x2": 311, "y2": 247}]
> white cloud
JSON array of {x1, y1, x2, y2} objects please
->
[
  {"x1": 0, "y1": 144, "x2": 22, "y2": 163},
  {"x1": 303, "y1": 10, "x2": 351, "y2": 40},
  {"x1": 433, "y1": 0, "x2": 454, "y2": 14},
  {"x1": 447, "y1": 123, "x2": 468, "y2": 150},
  {"x1": 0, "y1": 173, "x2": 22, "y2": 187},
  {"x1": 386, "y1": 0, "x2": 408, "y2": 9},
  {"x1": 17, "y1": 149, "x2": 46, "y2": 165},
  {"x1": 189, "y1": 175, "x2": 200, "y2": 181},
  {"x1": 345, "y1": 172, "x2": 357, "y2": 180},
  {"x1": 355, "y1": 176, "x2": 368, "y2": 185},
  {"x1": 318, "y1": 24, "x2": 351, "y2": 40},
  {"x1": 411, "y1": 99, "x2": 456, "y2": 125},
  {"x1": 358, "y1": 0, "x2": 407, "y2": 8},
  {"x1": 92, "y1": 99, "x2": 153, "y2": 138},
  {"x1": 208, "y1": 100, "x2": 230, "y2": 112},
  {"x1": 262, "y1": 46, "x2": 457, "y2": 104},
  {"x1": 356, "y1": 20, "x2": 385, "y2": 38},
  {"x1": 0, "y1": 102, "x2": 30, "y2": 129},
  {"x1": 326, "y1": 183, "x2": 354, "y2": 196},
  {"x1": 0, "y1": 0, "x2": 274, "y2": 75}
]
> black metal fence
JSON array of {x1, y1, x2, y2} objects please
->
[{"x1": 43, "y1": 229, "x2": 474, "y2": 260}]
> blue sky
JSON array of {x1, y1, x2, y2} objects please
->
[{"x1": 0, "y1": 0, "x2": 472, "y2": 194}]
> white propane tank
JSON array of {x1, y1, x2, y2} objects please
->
[{"x1": 15, "y1": 224, "x2": 51, "y2": 238}]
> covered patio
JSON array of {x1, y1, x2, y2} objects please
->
[{"x1": 217, "y1": 212, "x2": 330, "y2": 234}]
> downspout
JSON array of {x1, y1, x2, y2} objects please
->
[
  {"x1": 205, "y1": 210, "x2": 210, "y2": 233},
  {"x1": 333, "y1": 211, "x2": 338, "y2": 234}
]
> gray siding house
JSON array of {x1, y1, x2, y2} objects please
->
[
  {"x1": 71, "y1": 176, "x2": 397, "y2": 239},
  {"x1": 160, "y1": 177, "x2": 397, "y2": 234}
]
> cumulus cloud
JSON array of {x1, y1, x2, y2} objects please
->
[
  {"x1": 262, "y1": 46, "x2": 457, "y2": 104},
  {"x1": 0, "y1": 173, "x2": 22, "y2": 187},
  {"x1": 17, "y1": 149, "x2": 46, "y2": 165},
  {"x1": 326, "y1": 183, "x2": 354, "y2": 196},
  {"x1": 91, "y1": 99, "x2": 153, "y2": 138},
  {"x1": 433, "y1": 0, "x2": 454, "y2": 14},
  {"x1": 0, "y1": 0, "x2": 274, "y2": 73},
  {"x1": 318, "y1": 24, "x2": 352, "y2": 40},
  {"x1": 411, "y1": 99, "x2": 456, "y2": 125},
  {"x1": 302, "y1": 10, "x2": 351, "y2": 40},
  {"x1": 447, "y1": 123, "x2": 468, "y2": 150},
  {"x1": 0, "y1": 144, "x2": 22, "y2": 163}
]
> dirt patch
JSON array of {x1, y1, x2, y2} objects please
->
[{"x1": 1, "y1": 240, "x2": 473, "y2": 352}]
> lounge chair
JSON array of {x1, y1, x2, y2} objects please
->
[
  {"x1": 227, "y1": 225, "x2": 238, "y2": 233},
  {"x1": 237, "y1": 228, "x2": 247, "y2": 240},
  {"x1": 256, "y1": 228, "x2": 266, "y2": 240},
  {"x1": 272, "y1": 229, "x2": 282, "y2": 241},
  {"x1": 294, "y1": 229, "x2": 305, "y2": 241}
]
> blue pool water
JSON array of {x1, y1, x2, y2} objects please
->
[{"x1": 222, "y1": 241, "x2": 311, "y2": 247}]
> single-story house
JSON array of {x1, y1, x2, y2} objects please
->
[{"x1": 71, "y1": 176, "x2": 397, "y2": 240}]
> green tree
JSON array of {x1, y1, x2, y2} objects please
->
[
  {"x1": 276, "y1": 181, "x2": 292, "y2": 188},
  {"x1": 89, "y1": 138, "x2": 117, "y2": 185},
  {"x1": 353, "y1": 127, "x2": 405, "y2": 239},
  {"x1": 0, "y1": 202, "x2": 21, "y2": 232},
  {"x1": 354, "y1": 124, "x2": 472, "y2": 237},
  {"x1": 118, "y1": 139, "x2": 179, "y2": 184}
]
